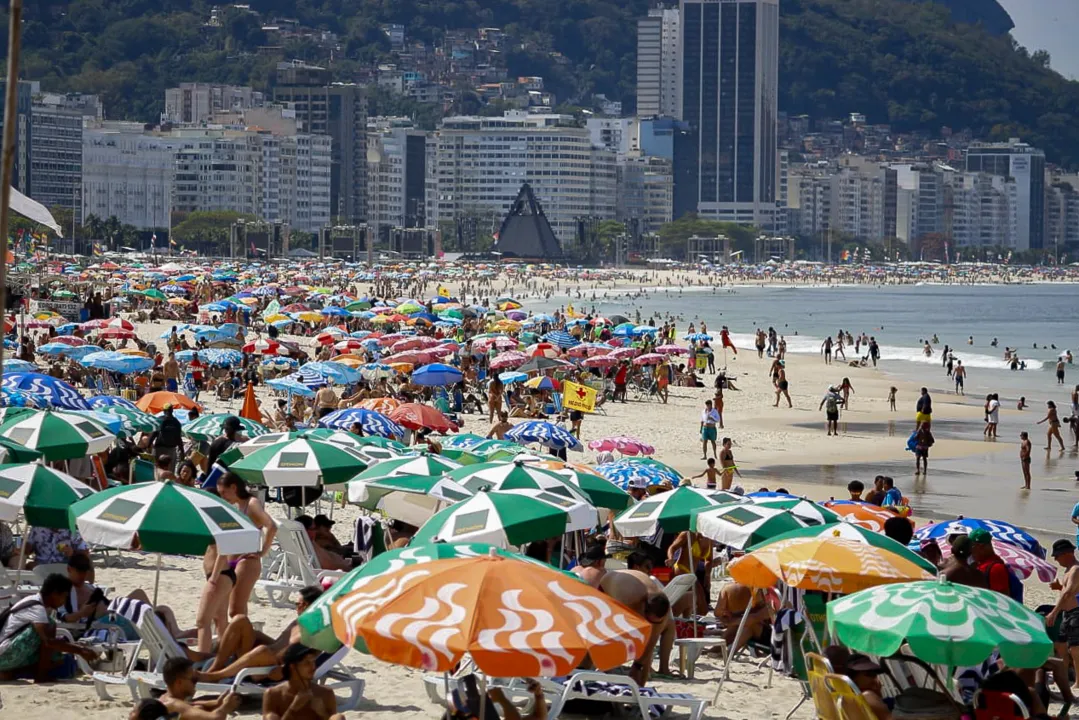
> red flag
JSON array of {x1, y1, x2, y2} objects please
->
[{"x1": 720, "y1": 327, "x2": 737, "y2": 354}]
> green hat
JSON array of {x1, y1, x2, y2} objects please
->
[{"x1": 968, "y1": 528, "x2": 992, "y2": 545}]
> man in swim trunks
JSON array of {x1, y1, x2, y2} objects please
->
[
  {"x1": 700, "y1": 399, "x2": 720, "y2": 460},
  {"x1": 1047, "y1": 539, "x2": 1079, "y2": 693},
  {"x1": 599, "y1": 570, "x2": 673, "y2": 684}
]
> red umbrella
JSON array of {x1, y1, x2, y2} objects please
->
[
  {"x1": 24, "y1": 320, "x2": 56, "y2": 329},
  {"x1": 382, "y1": 351, "x2": 434, "y2": 365},
  {"x1": 378, "y1": 333, "x2": 408, "y2": 346},
  {"x1": 282, "y1": 303, "x2": 309, "y2": 312},
  {"x1": 104, "y1": 318, "x2": 136, "y2": 331},
  {"x1": 52, "y1": 336, "x2": 87, "y2": 347},
  {"x1": 582, "y1": 355, "x2": 617, "y2": 368},
  {"x1": 389, "y1": 403, "x2": 458, "y2": 433},
  {"x1": 525, "y1": 342, "x2": 560, "y2": 359},
  {"x1": 243, "y1": 339, "x2": 288, "y2": 355},
  {"x1": 334, "y1": 338, "x2": 365, "y2": 351},
  {"x1": 489, "y1": 351, "x2": 528, "y2": 370},
  {"x1": 99, "y1": 328, "x2": 136, "y2": 340},
  {"x1": 315, "y1": 329, "x2": 346, "y2": 345},
  {"x1": 609, "y1": 347, "x2": 639, "y2": 359},
  {"x1": 80, "y1": 318, "x2": 110, "y2": 330},
  {"x1": 655, "y1": 344, "x2": 689, "y2": 356},
  {"x1": 472, "y1": 336, "x2": 518, "y2": 352},
  {"x1": 391, "y1": 336, "x2": 440, "y2": 353},
  {"x1": 633, "y1": 353, "x2": 665, "y2": 366}
]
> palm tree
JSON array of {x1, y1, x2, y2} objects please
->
[{"x1": 103, "y1": 216, "x2": 121, "y2": 251}]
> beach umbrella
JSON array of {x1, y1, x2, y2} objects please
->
[
  {"x1": 86, "y1": 395, "x2": 140, "y2": 412},
  {"x1": 356, "y1": 397, "x2": 400, "y2": 415},
  {"x1": 388, "y1": 403, "x2": 457, "y2": 433},
  {"x1": 488, "y1": 351, "x2": 528, "y2": 370},
  {"x1": 693, "y1": 503, "x2": 809, "y2": 550},
  {"x1": 226, "y1": 429, "x2": 364, "y2": 457},
  {"x1": 526, "y1": 342, "x2": 561, "y2": 359},
  {"x1": 827, "y1": 578, "x2": 1053, "y2": 668},
  {"x1": 748, "y1": 496, "x2": 842, "y2": 526},
  {"x1": 821, "y1": 501, "x2": 908, "y2": 533},
  {"x1": 0, "y1": 409, "x2": 116, "y2": 460},
  {"x1": 441, "y1": 433, "x2": 488, "y2": 450},
  {"x1": 413, "y1": 489, "x2": 598, "y2": 547},
  {"x1": 297, "y1": 542, "x2": 576, "y2": 652},
  {"x1": 0, "y1": 464, "x2": 95, "y2": 528},
  {"x1": 594, "y1": 460, "x2": 681, "y2": 489},
  {"x1": 655, "y1": 344, "x2": 689, "y2": 356},
  {"x1": 72, "y1": 407, "x2": 158, "y2": 439},
  {"x1": 80, "y1": 351, "x2": 155, "y2": 374},
  {"x1": 183, "y1": 413, "x2": 269, "y2": 442},
  {"x1": 542, "y1": 330, "x2": 579, "y2": 349},
  {"x1": 328, "y1": 553, "x2": 650, "y2": 676},
  {"x1": 937, "y1": 537, "x2": 1055, "y2": 582},
  {"x1": 318, "y1": 407, "x2": 405, "y2": 438},
  {"x1": 522, "y1": 375, "x2": 560, "y2": 391},
  {"x1": 582, "y1": 355, "x2": 617, "y2": 369},
  {"x1": 587, "y1": 436, "x2": 655, "y2": 456},
  {"x1": 0, "y1": 436, "x2": 43, "y2": 463},
  {"x1": 227, "y1": 438, "x2": 370, "y2": 487},
  {"x1": 1, "y1": 387, "x2": 49, "y2": 409},
  {"x1": 136, "y1": 391, "x2": 201, "y2": 414},
  {"x1": 445, "y1": 460, "x2": 592, "y2": 504},
  {"x1": 1, "y1": 372, "x2": 89, "y2": 410},
  {"x1": 358, "y1": 363, "x2": 396, "y2": 380},
  {"x1": 38, "y1": 342, "x2": 79, "y2": 356},
  {"x1": 747, "y1": 522, "x2": 938, "y2": 575},
  {"x1": 612, "y1": 486, "x2": 745, "y2": 537},
  {"x1": 302, "y1": 361, "x2": 363, "y2": 385},
  {"x1": 348, "y1": 473, "x2": 474, "y2": 509},
  {"x1": 141, "y1": 288, "x2": 167, "y2": 302},
  {"x1": 437, "y1": 447, "x2": 487, "y2": 466},
  {"x1": 633, "y1": 353, "x2": 665, "y2": 366},
  {"x1": 911, "y1": 518, "x2": 1045, "y2": 558},
  {"x1": 266, "y1": 377, "x2": 317, "y2": 397},
  {"x1": 352, "y1": 453, "x2": 462, "y2": 483},
  {"x1": 242, "y1": 339, "x2": 289, "y2": 356},
  {"x1": 528, "y1": 459, "x2": 632, "y2": 511},
  {"x1": 515, "y1": 356, "x2": 571, "y2": 373},
  {"x1": 2, "y1": 359, "x2": 36, "y2": 373},
  {"x1": 505, "y1": 420, "x2": 582, "y2": 451},
  {"x1": 69, "y1": 480, "x2": 261, "y2": 602},
  {"x1": 410, "y1": 363, "x2": 463, "y2": 386},
  {"x1": 728, "y1": 535, "x2": 935, "y2": 593}
]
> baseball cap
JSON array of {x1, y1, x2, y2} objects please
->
[
  {"x1": 846, "y1": 654, "x2": 884, "y2": 675},
  {"x1": 1052, "y1": 539, "x2": 1077, "y2": 557},
  {"x1": 968, "y1": 528, "x2": 992, "y2": 545},
  {"x1": 578, "y1": 544, "x2": 611, "y2": 567},
  {"x1": 313, "y1": 513, "x2": 335, "y2": 528},
  {"x1": 223, "y1": 416, "x2": 242, "y2": 432},
  {"x1": 627, "y1": 478, "x2": 649, "y2": 490}
]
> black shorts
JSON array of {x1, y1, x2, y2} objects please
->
[
  {"x1": 570, "y1": 410, "x2": 583, "y2": 421},
  {"x1": 1062, "y1": 608, "x2": 1079, "y2": 647},
  {"x1": 318, "y1": 406, "x2": 334, "y2": 418},
  {"x1": 827, "y1": 411, "x2": 839, "y2": 422}
]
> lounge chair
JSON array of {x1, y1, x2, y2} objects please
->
[
  {"x1": 824, "y1": 673, "x2": 878, "y2": 720},
  {"x1": 973, "y1": 689, "x2": 1031, "y2": 720},
  {"x1": 255, "y1": 519, "x2": 344, "y2": 608},
  {"x1": 662, "y1": 573, "x2": 726, "y2": 680},
  {"x1": 806, "y1": 652, "x2": 839, "y2": 720}
]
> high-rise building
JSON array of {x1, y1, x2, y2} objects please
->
[
  {"x1": 428, "y1": 111, "x2": 617, "y2": 247},
  {"x1": 367, "y1": 118, "x2": 429, "y2": 242},
  {"x1": 639, "y1": 116, "x2": 698, "y2": 221},
  {"x1": 893, "y1": 164, "x2": 944, "y2": 247},
  {"x1": 274, "y1": 61, "x2": 368, "y2": 224},
  {"x1": 1046, "y1": 172, "x2": 1079, "y2": 257},
  {"x1": 949, "y1": 172, "x2": 1018, "y2": 249},
  {"x1": 29, "y1": 99, "x2": 84, "y2": 222},
  {"x1": 163, "y1": 83, "x2": 263, "y2": 125},
  {"x1": 637, "y1": 7, "x2": 681, "y2": 118},
  {"x1": 616, "y1": 154, "x2": 674, "y2": 234},
  {"x1": 964, "y1": 138, "x2": 1045, "y2": 251},
  {"x1": 678, "y1": 0, "x2": 779, "y2": 230},
  {"x1": 82, "y1": 122, "x2": 181, "y2": 230}
]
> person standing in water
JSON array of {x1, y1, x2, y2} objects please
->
[
  {"x1": 1019, "y1": 431, "x2": 1032, "y2": 489},
  {"x1": 1058, "y1": 358, "x2": 1067, "y2": 385},
  {"x1": 953, "y1": 360, "x2": 966, "y2": 395},
  {"x1": 821, "y1": 336, "x2": 833, "y2": 364}
]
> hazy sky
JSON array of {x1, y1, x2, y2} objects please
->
[{"x1": 999, "y1": 0, "x2": 1079, "y2": 79}]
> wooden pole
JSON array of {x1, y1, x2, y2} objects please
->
[{"x1": 0, "y1": 0, "x2": 24, "y2": 381}]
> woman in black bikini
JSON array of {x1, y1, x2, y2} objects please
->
[
  {"x1": 218, "y1": 473, "x2": 277, "y2": 620},
  {"x1": 196, "y1": 542, "x2": 236, "y2": 654}
]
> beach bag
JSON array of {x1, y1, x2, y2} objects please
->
[
  {"x1": 825, "y1": 395, "x2": 839, "y2": 413},
  {"x1": 983, "y1": 560, "x2": 1023, "y2": 603}
]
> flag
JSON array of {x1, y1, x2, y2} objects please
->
[
  {"x1": 563, "y1": 381, "x2": 596, "y2": 414},
  {"x1": 492, "y1": 231, "x2": 499, "y2": 241},
  {"x1": 720, "y1": 327, "x2": 738, "y2": 354},
  {"x1": 438, "y1": 286, "x2": 450, "y2": 298}
]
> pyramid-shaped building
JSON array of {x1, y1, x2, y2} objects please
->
[{"x1": 492, "y1": 183, "x2": 563, "y2": 260}]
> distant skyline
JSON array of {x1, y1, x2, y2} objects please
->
[{"x1": 999, "y1": 0, "x2": 1079, "y2": 79}]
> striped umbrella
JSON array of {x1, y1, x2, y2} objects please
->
[
  {"x1": 0, "y1": 463, "x2": 95, "y2": 528},
  {"x1": 1, "y1": 372, "x2": 89, "y2": 410},
  {"x1": 529, "y1": 459, "x2": 633, "y2": 511},
  {"x1": 80, "y1": 351, "x2": 155, "y2": 374},
  {"x1": 1, "y1": 387, "x2": 49, "y2": 409},
  {"x1": 748, "y1": 496, "x2": 842, "y2": 526},
  {"x1": 595, "y1": 460, "x2": 681, "y2": 489},
  {"x1": 318, "y1": 408, "x2": 406, "y2": 439},
  {"x1": 911, "y1": 518, "x2": 1045, "y2": 558},
  {"x1": 352, "y1": 453, "x2": 462, "y2": 483},
  {"x1": 0, "y1": 409, "x2": 116, "y2": 460},
  {"x1": 183, "y1": 413, "x2": 269, "y2": 442},
  {"x1": 348, "y1": 473, "x2": 474, "y2": 508},
  {"x1": 542, "y1": 330, "x2": 580, "y2": 349},
  {"x1": 227, "y1": 438, "x2": 370, "y2": 487},
  {"x1": 748, "y1": 522, "x2": 939, "y2": 575},
  {"x1": 230, "y1": 429, "x2": 369, "y2": 456},
  {"x1": 0, "y1": 437, "x2": 43, "y2": 464},
  {"x1": 612, "y1": 486, "x2": 745, "y2": 537},
  {"x1": 286, "y1": 366, "x2": 330, "y2": 389},
  {"x1": 693, "y1": 503, "x2": 809, "y2": 550},
  {"x1": 92, "y1": 405, "x2": 161, "y2": 437},
  {"x1": 444, "y1": 460, "x2": 591, "y2": 504},
  {"x1": 3, "y1": 359, "x2": 37, "y2": 373},
  {"x1": 505, "y1": 420, "x2": 582, "y2": 451},
  {"x1": 441, "y1": 433, "x2": 490, "y2": 450},
  {"x1": 587, "y1": 436, "x2": 655, "y2": 456},
  {"x1": 87, "y1": 395, "x2": 140, "y2": 412}
]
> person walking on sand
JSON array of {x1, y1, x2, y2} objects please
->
[
  {"x1": 953, "y1": 360, "x2": 966, "y2": 395},
  {"x1": 839, "y1": 377, "x2": 855, "y2": 408},
  {"x1": 985, "y1": 393, "x2": 1000, "y2": 438},
  {"x1": 820, "y1": 386, "x2": 841, "y2": 437},
  {"x1": 821, "y1": 336, "x2": 833, "y2": 365},
  {"x1": 914, "y1": 423, "x2": 934, "y2": 475},
  {"x1": 888, "y1": 386, "x2": 897, "y2": 412},
  {"x1": 1019, "y1": 431, "x2": 1032, "y2": 489},
  {"x1": 718, "y1": 437, "x2": 741, "y2": 490},
  {"x1": 700, "y1": 399, "x2": 720, "y2": 460},
  {"x1": 1046, "y1": 539, "x2": 1079, "y2": 695},
  {"x1": 1038, "y1": 400, "x2": 1066, "y2": 451},
  {"x1": 915, "y1": 387, "x2": 932, "y2": 429},
  {"x1": 774, "y1": 361, "x2": 792, "y2": 408}
]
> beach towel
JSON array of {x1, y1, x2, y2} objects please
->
[
  {"x1": 353, "y1": 515, "x2": 384, "y2": 564},
  {"x1": 562, "y1": 680, "x2": 678, "y2": 719},
  {"x1": 770, "y1": 607, "x2": 802, "y2": 676}
]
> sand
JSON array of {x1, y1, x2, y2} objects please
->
[{"x1": 0, "y1": 274, "x2": 1063, "y2": 719}]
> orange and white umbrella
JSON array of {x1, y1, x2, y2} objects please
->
[
  {"x1": 358, "y1": 397, "x2": 400, "y2": 415},
  {"x1": 330, "y1": 553, "x2": 650, "y2": 676},
  {"x1": 822, "y1": 501, "x2": 911, "y2": 533}
]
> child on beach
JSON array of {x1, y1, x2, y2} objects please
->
[
  {"x1": 692, "y1": 458, "x2": 720, "y2": 489},
  {"x1": 888, "y1": 386, "x2": 897, "y2": 411}
]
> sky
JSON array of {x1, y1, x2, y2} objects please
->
[{"x1": 998, "y1": 0, "x2": 1079, "y2": 79}]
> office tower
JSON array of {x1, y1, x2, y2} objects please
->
[
  {"x1": 965, "y1": 138, "x2": 1045, "y2": 251},
  {"x1": 678, "y1": 0, "x2": 779, "y2": 230},
  {"x1": 637, "y1": 8, "x2": 681, "y2": 118}
]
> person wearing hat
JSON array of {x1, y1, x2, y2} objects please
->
[
  {"x1": 262, "y1": 643, "x2": 344, "y2": 720},
  {"x1": 940, "y1": 535, "x2": 987, "y2": 589},
  {"x1": 819, "y1": 386, "x2": 842, "y2": 436},
  {"x1": 151, "y1": 404, "x2": 184, "y2": 473},
  {"x1": 312, "y1": 514, "x2": 350, "y2": 559},
  {"x1": 843, "y1": 654, "x2": 891, "y2": 720},
  {"x1": 1047, "y1": 539, "x2": 1079, "y2": 687},
  {"x1": 205, "y1": 415, "x2": 243, "y2": 473},
  {"x1": 969, "y1": 529, "x2": 1012, "y2": 597},
  {"x1": 572, "y1": 543, "x2": 610, "y2": 588}
]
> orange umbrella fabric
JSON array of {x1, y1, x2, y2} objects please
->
[
  {"x1": 389, "y1": 403, "x2": 458, "y2": 433},
  {"x1": 358, "y1": 397, "x2": 400, "y2": 415},
  {"x1": 136, "y1": 391, "x2": 201, "y2": 414},
  {"x1": 330, "y1": 554, "x2": 650, "y2": 676},
  {"x1": 821, "y1": 502, "x2": 912, "y2": 533},
  {"x1": 239, "y1": 382, "x2": 260, "y2": 421}
]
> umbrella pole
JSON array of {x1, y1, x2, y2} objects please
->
[
  {"x1": 687, "y1": 533, "x2": 697, "y2": 637},
  {"x1": 479, "y1": 673, "x2": 488, "y2": 720},
  {"x1": 13, "y1": 525, "x2": 27, "y2": 587},
  {"x1": 714, "y1": 601, "x2": 754, "y2": 703},
  {"x1": 152, "y1": 552, "x2": 162, "y2": 605}
]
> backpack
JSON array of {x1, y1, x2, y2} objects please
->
[
  {"x1": 0, "y1": 598, "x2": 42, "y2": 641},
  {"x1": 825, "y1": 395, "x2": 839, "y2": 413},
  {"x1": 984, "y1": 560, "x2": 1023, "y2": 603}
]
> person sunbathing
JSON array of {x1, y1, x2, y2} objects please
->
[
  {"x1": 714, "y1": 582, "x2": 772, "y2": 655},
  {"x1": 160, "y1": 656, "x2": 240, "y2": 720},
  {"x1": 262, "y1": 644, "x2": 345, "y2": 720},
  {"x1": 598, "y1": 569, "x2": 673, "y2": 685},
  {"x1": 196, "y1": 585, "x2": 322, "y2": 684}
]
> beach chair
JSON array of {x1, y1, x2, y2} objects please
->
[
  {"x1": 806, "y1": 653, "x2": 839, "y2": 720},
  {"x1": 973, "y1": 689, "x2": 1031, "y2": 720},
  {"x1": 131, "y1": 457, "x2": 156, "y2": 484},
  {"x1": 255, "y1": 519, "x2": 344, "y2": 608},
  {"x1": 824, "y1": 673, "x2": 878, "y2": 720}
]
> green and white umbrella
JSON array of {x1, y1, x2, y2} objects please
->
[
  {"x1": 537, "y1": 462, "x2": 633, "y2": 511},
  {"x1": 746, "y1": 522, "x2": 939, "y2": 575},
  {"x1": 827, "y1": 577, "x2": 1053, "y2": 668},
  {"x1": 0, "y1": 409, "x2": 116, "y2": 460},
  {"x1": 93, "y1": 405, "x2": 161, "y2": 437},
  {"x1": 438, "y1": 447, "x2": 487, "y2": 465},
  {"x1": 348, "y1": 473, "x2": 475, "y2": 508},
  {"x1": 413, "y1": 489, "x2": 598, "y2": 548},
  {"x1": 297, "y1": 542, "x2": 579, "y2": 652},
  {"x1": 351, "y1": 453, "x2": 462, "y2": 483},
  {"x1": 221, "y1": 429, "x2": 384, "y2": 467},
  {"x1": 227, "y1": 438, "x2": 370, "y2": 487},
  {"x1": 183, "y1": 413, "x2": 269, "y2": 442},
  {"x1": 0, "y1": 437, "x2": 43, "y2": 464},
  {"x1": 69, "y1": 480, "x2": 261, "y2": 556},
  {"x1": 692, "y1": 503, "x2": 809, "y2": 550},
  {"x1": 612, "y1": 486, "x2": 745, "y2": 537},
  {"x1": 0, "y1": 463, "x2": 95, "y2": 528},
  {"x1": 748, "y1": 496, "x2": 841, "y2": 526},
  {"x1": 445, "y1": 460, "x2": 592, "y2": 504}
]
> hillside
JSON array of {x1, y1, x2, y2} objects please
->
[{"x1": 6, "y1": 0, "x2": 1079, "y2": 165}]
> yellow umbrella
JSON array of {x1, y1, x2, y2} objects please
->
[
  {"x1": 492, "y1": 319, "x2": 521, "y2": 332},
  {"x1": 264, "y1": 313, "x2": 290, "y2": 323},
  {"x1": 295, "y1": 312, "x2": 323, "y2": 323},
  {"x1": 332, "y1": 356, "x2": 365, "y2": 368},
  {"x1": 167, "y1": 298, "x2": 190, "y2": 305},
  {"x1": 370, "y1": 315, "x2": 396, "y2": 325},
  {"x1": 728, "y1": 534, "x2": 934, "y2": 594}
]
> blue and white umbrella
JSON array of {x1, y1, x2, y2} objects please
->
[
  {"x1": 411, "y1": 363, "x2": 463, "y2": 386},
  {"x1": 317, "y1": 408, "x2": 405, "y2": 439},
  {"x1": 302, "y1": 361, "x2": 362, "y2": 385},
  {"x1": 38, "y1": 343, "x2": 78, "y2": 356},
  {"x1": 199, "y1": 349, "x2": 243, "y2": 367},
  {"x1": 1, "y1": 372, "x2": 89, "y2": 411},
  {"x1": 321, "y1": 306, "x2": 350, "y2": 317},
  {"x1": 911, "y1": 518, "x2": 1046, "y2": 558},
  {"x1": 684, "y1": 333, "x2": 713, "y2": 342},
  {"x1": 80, "y1": 351, "x2": 155, "y2": 374},
  {"x1": 266, "y1": 377, "x2": 317, "y2": 397},
  {"x1": 542, "y1": 331, "x2": 580, "y2": 349},
  {"x1": 63, "y1": 345, "x2": 106, "y2": 360},
  {"x1": 505, "y1": 420, "x2": 582, "y2": 451},
  {"x1": 498, "y1": 371, "x2": 527, "y2": 385},
  {"x1": 285, "y1": 366, "x2": 329, "y2": 389},
  {"x1": 3, "y1": 359, "x2": 36, "y2": 373},
  {"x1": 87, "y1": 395, "x2": 139, "y2": 412},
  {"x1": 595, "y1": 460, "x2": 680, "y2": 490},
  {"x1": 1, "y1": 387, "x2": 48, "y2": 409},
  {"x1": 261, "y1": 356, "x2": 299, "y2": 369}
]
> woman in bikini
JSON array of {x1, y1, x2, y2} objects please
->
[
  {"x1": 1038, "y1": 400, "x2": 1066, "y2": 451},
  {"x1": 195, "y1": 542, "x2": 235, "y2": 653},
  {"x1": 218, "y1": 473, "x2": 278, "y2": 620}
]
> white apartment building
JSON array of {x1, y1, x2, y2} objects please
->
[
  {"x1": 1046, "y1": 173, "x2": 1079, "y2": 255},
  {"x1": 893, "y1": 164, "x2": 944, "y2": 245},
  {"x1": 637, "y1": 7, "x2": 680, "y2": 118},
  {"x1": 428, "y1": 111, "x2": 617, "y2": 246},
  {"x1": 616, "y1": 154, "x2": 674, "y2": 234},
  {"x1": 163, "y1": 83, "x2": 264, "y2": 125},
  {"x1": 587, "y1": 118, "x2": 639, "y2": 157},
  {"x1": 949, "y1": 172, "x2": 1018, "y2": 248},
  {"x1": 367, "y1": 117, "x2": 429, "y2": 236}
]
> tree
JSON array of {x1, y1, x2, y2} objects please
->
[
  {"x1": 171, "y1": 210, "x2": 255, "y2": 255},
  {"x1": 656, "y1": 215, "x2": 757, "y2": 259},
  {"x1": 594, "y1": 219, "x2": 625, "y2": 263}
]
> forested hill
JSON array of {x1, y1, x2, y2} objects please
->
[{"x1": 8, "y1": 0, "x2": 1079, "y2": 166}]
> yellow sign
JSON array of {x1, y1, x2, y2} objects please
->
[
  {"x1": 438, "y1": 286, "x2": 451, "y2": 298},
  {"x1": 563, "y1": 381, "x2": 596, "y2": 413}
]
